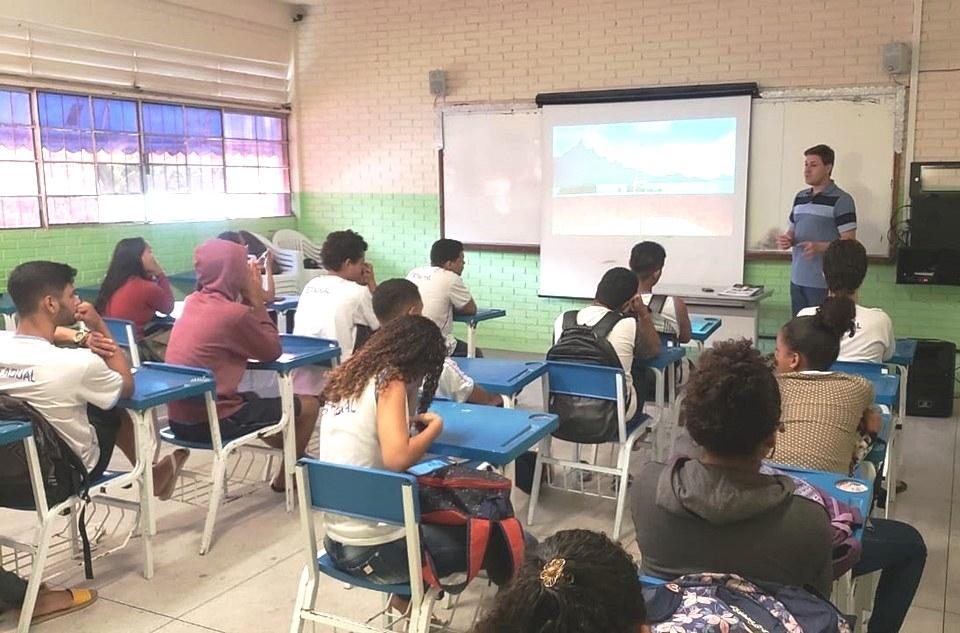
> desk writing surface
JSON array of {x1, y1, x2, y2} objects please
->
[
  {"x1": 0, "y1": 420, "x2": 32, "y2": 445},
  {"x1": 427, "y1": 400, "x2": 558, "y2": 465},
  {"x1": 118, "y1": 364, "x2": 215, "y2": 410},
  {"x1": 866, "y1": 374, "x2": 899, "y2": 408},
  {"x1": 656, "y1": 284, "x2": 773, "y2": 305},
  {"x1": 690, "y1": 317, "x2": 722, "y2": 342},
  {"x1": 764, "y1": 463, "x2": 872, "y2": 539},
  {"x1": 638, "y1": 345, "x2": 686, "y2": 371},
  {"x1": 247, "y1": 335, "x2": 340, "y2": 372},
  {"x1": 453, "y1": 309, "x2": 506, "y2": 326},
  {"x1": 889, "y1": 339, "x2": 917, "y2": 366},
  {"x1": 451, "y1": 358, "x2": 548, "y2": 395}
]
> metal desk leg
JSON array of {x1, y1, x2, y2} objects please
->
[
  {"x1": 466, "y1": 324, "x2": 477, "y2": 358},
  {"x1": 279, "y1": 372, "x2": 297, "y2": 512}
]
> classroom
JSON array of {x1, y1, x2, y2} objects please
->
[{"x1": 0, "y1": 0, "x2": 958, "y2": 631}]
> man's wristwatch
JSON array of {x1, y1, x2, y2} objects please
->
[{"x1": 73, "y1": 329, "x2": 90, "y2": 347}]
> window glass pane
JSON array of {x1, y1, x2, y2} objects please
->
[
  {"x1": 0, "y1": 90, "x2": 31, "y2": 125},
  {"x1": 93, "y1": 98, "x2": 138, "y2": 132},
  {"x1": 95, "y1": 132, "x2": 140, "y2": 164},
  {"x1": 144, "y1": 135, "x2": 186, "y2": 164},
  {"x1": 97, "y1": 164, "x2": 142, "y2": 194},
  {"x1": 223, "y1": 112, "x2": 256, "y2": 139},
  {"x1": 186, "y1": 107, "x2": 222, "y2": 137},
  {"x1": 44, "y1": 163, "x2": 97, "y2": 195},
  {"x1": 0, "y1": 197, "x2": 41, "y2": 228},
  {"x1": 142, "y1": 103, "x2": 184, "y2": 135},
  {"x1": 257, "y1": 141, "x2": 287, "y2": 168},
  {"x1": 224, "y1": 139, "x2": 257, "y2": 167},
  {"x1": 256, "y1": 116, "x2": 283, "y2": 141},
  {"x1": 47, "y1": 196, "x2": 98, "y2": 224},
  {"x1": 0, "y1": 162, "x2": 38, "y2": 196},
  {"x1": 258, "y1": 168, "x2": 289, "y2": 193},
  {"x1": 39, "y1": 93, "x2": 90, "y2": 130},
  {"x1": 98, "y1": 194, "x2": 145, "y2": 223}
]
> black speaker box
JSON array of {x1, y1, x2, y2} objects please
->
[{"x1": 906, "y1": 339, "x2": 956, "y2": 418}]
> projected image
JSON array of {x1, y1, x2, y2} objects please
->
[
  {"x1": 553, "y1": 118, "x2": 736, "y2": 196},
  {"x1": 550, "y1": 117, "x2": 739, "y2": 237}
]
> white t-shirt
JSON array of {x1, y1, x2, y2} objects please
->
[
  {"x1": 407, "y1": 266, "x2": 474, "y2": 354},
  {"x1": 318, "y1": 377, "x2": 406, "y2": 546},
  {"x1": 437, "y1": 358, "x2": 475, "y2": 403},
  {"x1": 641, "y1": 293, "x2": 679, "y2": 336},
  {"x1": 797, "y1": 303, "x2": 895, "y2": 363},
  {"x1": 552, "y1": 306, "x2": 638, "y2": 419},
  {"x1": 294, "y1": 275, "x2": 379, "y2": 359},
  {"x1": 0, "y1": 335, "x2": 124, "y2": 470}
]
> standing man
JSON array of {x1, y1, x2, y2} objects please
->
[{"x1": 777, "y1": 144, "x2": 857, "y2": 315}]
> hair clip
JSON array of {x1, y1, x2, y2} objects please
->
[{"x1": 540, "y1": 558, "x2": 566, "y2": 588}]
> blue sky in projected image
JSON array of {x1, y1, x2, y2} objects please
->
[{"x1": 552, "y1": 117, "x2": 737, "y2": 195}]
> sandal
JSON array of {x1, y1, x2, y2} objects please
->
[
  {"x1": 157, "y1": 449, "x2": 190, "y2": 500},
  {"x1": 31, "y1": 588, "x2": 98, "y2": 625}
]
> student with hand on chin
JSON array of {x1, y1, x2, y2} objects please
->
[{"x1": 408, "y1": 239, "x2": 478, "y2": 358}]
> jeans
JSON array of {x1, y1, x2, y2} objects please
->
[
  {"x1": 789, "y1": 283, "x2": 827, "y2": 317},
  {"x1": 852, "y1": 518, "x2": 927, "y2": 633},
  {"x1": 325, "y1": 524, "x2": 526, "y2": 596},
  {"x1": 0, "y1": 568, "x2": 27, "y2": 607}
]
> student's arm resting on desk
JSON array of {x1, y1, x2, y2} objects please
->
[
  {"x1": 376, "y1": 379, "x2": 443, "y2": 471},
  {"x1": 672, "y1": 296, "x2": 693, "y2": 344},
  {"x1": 628, "y1": 297, "x2": 661, "y2": 359},
  {"x1": 449, "y1": 274, "x2": 477, "y2": 316}
]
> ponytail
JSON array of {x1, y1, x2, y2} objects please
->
[{"x1": 780, "y1": 296, "x2": 856, "y2": 370}]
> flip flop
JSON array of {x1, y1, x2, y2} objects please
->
[
  {"x1": 31, "y1": 588, "x2": 98, "y2": 625},
  {"x1": 157, "y1": 448, "x2": 190, "y2": 500}
]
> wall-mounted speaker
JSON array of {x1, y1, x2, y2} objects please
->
[{"x1": 429, "y1": 70, "x2": 447, "y2": 97}]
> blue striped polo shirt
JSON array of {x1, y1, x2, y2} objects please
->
[{"x1": 789, "y1": 181, "x2": 857, "y2": 288}]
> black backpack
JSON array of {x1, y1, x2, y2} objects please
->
[
  {"x1": 0, "y1": 395, "x2": 95, "y2": 578},
  {"x1": 546, "y1": 310, "x2": 630, "y2": 444}
]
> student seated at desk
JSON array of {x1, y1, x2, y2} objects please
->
[
  {"x1": 632, "y1": 339, "x2": 835, "y2": 597},
  {"x1": 0, "y1": 261, "x2": 187, "y2": 498},
  {"x1": 96, "y1": 237, "x2": 175, "y2": 361},
  {"x1": 551, "y1": 267, "x2": 661, "y2": 421},
  {"x1": 165, "y1": 240, "x2": 319, "y2": 493},
  {"x1": 218, "y1": 231, "x2": 277, "y2": 304},
  {"x1": 775, "y1": 296, "x2": 879, "y2": 475},
  {"x1": 407, "y1": 238, "x2": 479, "y2": 357},
  {"x1": 629, "y1": 241, "x2": 692, "y2": 343},
  {"x1": 797, "y1": 239, "x2": 894, "y2": 363},
  {"x1": 319, "y1": 316, "x2": 518, "y2": 613},
  {"x1": 371, "y1": 279, "x2": 502, "y2": 406},
  {"x1": 472, "y1": 529, "x2": 649, "y2": 633},
  {"x1": 0, "y1": 566, "x2": 96, "y2": 625}
]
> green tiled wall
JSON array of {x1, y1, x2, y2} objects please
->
[
  {"x1": 0, "y1": 217, "x2": 297, "y2": 292},
  {"x1": 300, "y1": 192, "x2": 960, "y2": 353}
]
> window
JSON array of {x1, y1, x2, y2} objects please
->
[
  {"x1": 0, "y1": 89, "x2": 41, "y2": 228},
  {"x1": 39, "y1": 92, "x2": 144, "y2": 224},
  {"x1": 0, "y1": 87, "x2": 291, "y2": 229},
  {"x1": 223, "y1": 111, "x2": 290, "y2": 217}
]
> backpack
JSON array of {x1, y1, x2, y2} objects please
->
[
  {"x1": 761, "y1": 465, "x2": 864, "y2": 578},
  {"x1": 644, "y1": 573, "x2": 852, "y2": 633},
  {"x1": 0, "y1": 395, "x2": 95, "y2": 578},
  {"x1": 546, "y1": 310, "x2": 629, "y2": 444},
  {"x1": 416, "y1": 464, "x2": 525, "y2": 594}
]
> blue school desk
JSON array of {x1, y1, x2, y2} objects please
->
[
  {"x1": 889, "y1": 338, "x2": 917, "y2": 367},
  {"x1": 451, "y1": 358, "x2": 548, "y2": 408},
  {"x1": 247, "y1": 335, "x2": 341, "y2": 509},
  {"x1": 426, "y1": 400, "x2": 558, "y2": 466},
  {"x1": 118, "y1": 363, "x2": 217, "y2": 411},
  {"x1": 639, "y1": 342, "x2": 686, "y2": 461},
  {"x1": 690, "y1": 316, "x2": 722, "y2": 343},
  {"x1": 0, "y1": 419, "x2": 32, "y2": 445},
  {"x1": 454, "y1": 308, "x2": 506, "y2": 358},
  {"x1": 830, "y1": 364, "x2": 900, "y2": 411},
  {"x1": 157, "y1": 295, "x2": 301, "y2": 332}
]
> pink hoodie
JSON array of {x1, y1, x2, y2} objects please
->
[{"x1": 166, "y1": 239, "x2": 282, "y2": 422}]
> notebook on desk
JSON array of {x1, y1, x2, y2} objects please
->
[{"x1": 717, "y1": 284, "x2": 763, "y2": 298}]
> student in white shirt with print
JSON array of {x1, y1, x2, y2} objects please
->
[
  {"x1": 629, "y1": 241, "x2": 692, "y2": 343},
  {"x1": 0, "y1": 261, "x2": 187, "y2": 498},
  {"x1": 293, "y1": 230, "x2": 379, "y2": 394},
  {"x1": 318, "y1": 316, "x2": 520, "y2": 615},
  {"x1": 552, "y1": 267, "x2": 661, "y2": 420},
  {"x1": 797, "y1": 239, "x2": 894, "y2": 363},
  {"x1": 371, "y1": 278, "x2": 503, "y2": 406},
  {"x1": 407, "y1": 239, "x2": 477, "y2": 357}
]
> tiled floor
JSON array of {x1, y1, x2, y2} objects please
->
[{"x1": 1, "y1": 353, "x2": 958, "y2": 632}]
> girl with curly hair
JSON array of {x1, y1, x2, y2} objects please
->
[{"x1": 318, "y1": 315, "x2": 516, "y2": 614}]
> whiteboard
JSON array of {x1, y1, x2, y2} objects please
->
[
  {"x1": 440, "y1": 89, "x2": 901, "y2": 256},
  {"x1": 441, "y1": 107, "x2": 541, "y2": 246},
  {"x1": 746, "y1": 93, "x2": 899, "y2": 255}
]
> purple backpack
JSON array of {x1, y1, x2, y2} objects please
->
[{"x1": 762, "y1": 465, "x2": 864, "y2": 578}]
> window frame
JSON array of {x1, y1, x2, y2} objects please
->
[{"x1": 0, "y1": 84, "x2": 292, "y2": 230}]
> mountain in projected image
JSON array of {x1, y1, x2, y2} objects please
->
[{"x1": 552, "y1": 118, "x2": 737, "y2": 196}]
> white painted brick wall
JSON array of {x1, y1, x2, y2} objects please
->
[{"x1": 293, "y1": 0, "x2": 960, "y2": 195}]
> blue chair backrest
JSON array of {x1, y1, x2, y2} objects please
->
[
  {"x1": 830, "y1": 361, "x2": 886, "y2": 377},
  {"x1": 546, "y1": 360, "x2": 622, "y2": 402},
  {"x1": 301, "y1": 458, "x2": 420, "y2": 525},
  {"x1": 0, "y1": 420, "x2": 32, "y2": 447},
  {"x1": 104, "y1": 318, "x2": 137, "y2": 347}
]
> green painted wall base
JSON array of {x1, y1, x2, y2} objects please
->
[{"x1": 299, "y1": 193, "x2": 960, "y2": 354}]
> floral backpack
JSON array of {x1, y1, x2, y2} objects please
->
[{"x1": 643, "y1": 573, "x2": 852, "y2": 633}]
